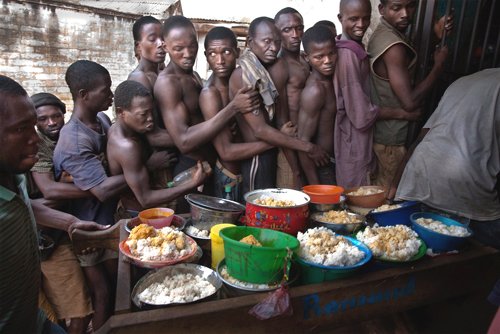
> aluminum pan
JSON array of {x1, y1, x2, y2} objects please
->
[{"x1": 132, "y1": 263, "x2": 222, "y2": 308}]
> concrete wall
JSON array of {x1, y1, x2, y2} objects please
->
[{"x1": 0, "y1": 1, "x2": 137, "y2": 115}]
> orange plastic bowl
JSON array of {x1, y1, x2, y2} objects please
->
[
  {"x1": 302, "y1": 185, "x2": 344, "y2": 204},
  {"x1": 138, "y1": 208, "x2": 175, "y2": 229}
]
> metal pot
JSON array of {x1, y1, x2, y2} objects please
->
[
  {"x1": 185, "y1": 194, "x2": 245, "y2": 231},
  {"x1": 244, "y1": 188, "x2": 310, "y2": 235}
]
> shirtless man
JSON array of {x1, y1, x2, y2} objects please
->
[
  {"x1": 107, "y1": 80, "x2": 209, "y2": 211},
  {"x1": 297, "y1": 26, "x2": 337, "y2": 185},
  {"x1": 128, "y1": 16, "x2": 166, "y2": 92},
  {"x1": 229, "y1": 17, "x2": 329, "y2": 194},
  {"x1": 274, "y1": 7, "x2": 309, "y2": 188},
  {"x1": 128, "y1": 16, "x2": 177, "y2": 199},
  {"x1": 200, "y1": 27, "x2": 281, "y2": 202},
  {"x1": 154, "y1": 16, "x2": 259, "y2": 180}
]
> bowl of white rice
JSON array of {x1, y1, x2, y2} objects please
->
[
  {"x1": 131, "y1": 263, "x2": 222, "y2": 308},
  {"x1": 296, "y1": 227, "x2": 372, "y2": 284},
  {"x1": 410, "y1": 212, "x2": 472, "y2": 253}
]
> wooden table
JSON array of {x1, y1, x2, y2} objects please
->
[{"x1": 98, "y1": 220, "x2": 500, "y2": 333}]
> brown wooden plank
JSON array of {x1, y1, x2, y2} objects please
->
[
  {"x1": 114, "y1": 220, "x2": 132, "y2": 314},
  {"x1": 98, "y1": 243, "x2": 499, "y2": 333}
]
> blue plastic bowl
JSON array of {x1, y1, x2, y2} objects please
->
[
  {"x1": 296, "y1": 236, "x2": 372, "y2": 284},
  {"x1": 370, "y1": 201, "x2": 421, "y2": 226},
  {"x1": 410, "y1": 212, "x2": 472, "y2": 253}
]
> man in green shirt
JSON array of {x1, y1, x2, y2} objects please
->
[{"x1": 0, "y1": 75, "x2": 107, "y2": 333}]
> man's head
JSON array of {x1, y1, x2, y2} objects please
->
[
  {"x1": 248, "y1": 17, "x2": 281, "y2": 65},
  {"x1": 338, "y1": 0, "x2": 372, "y2": 42},
  {"x1": 65, "y1": 60, "x2": 113, "y2": 112},
  {"x1": 133, "y1": 16, "x2": 166, "y2": 64},
  {"x1": 378, "y1": 0, "x2": 417, "y2": 32},
  {"x1": 0, "y1": 75, "x2": 39, "y2": 174},
  {"x1": 274, "y1": 7, "x2": 304, "y2": 53},
  {"x1": 302, "y1": 25, "x2": 337, "y2": 77},
  {"x1": 314, "y1": 20, "x2": 338, "y2": 37},
  {"x1": 163, "y1": 15, "x2": 198, "y2": 72},
  {"x1": 114, "y1": 80, "x2": 154, "y2": 134},
  {"x1": 30, "y1": 93, "x2": 66, "y2": 141},
  {"x1": 204, "y1": 27, "x2": 239, "y2": 79}
]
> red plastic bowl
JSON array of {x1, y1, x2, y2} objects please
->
[
  {"x1": 302, "y1": 185, "x2": 344, "y2": 204},
  {"x1": 139, "y1": 208, "x2": 175, "y2": 229}
]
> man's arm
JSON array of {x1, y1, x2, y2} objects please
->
[
  {"x1": 297, "y1": 84, "x2": 323, "y2": 184},
  {"x1": 199, "y1": 86, "x2": 273, "y2": 161},
  {"x1": 387, "y1": 127, "x2": 430, "y2": 199},
  {"x1": 145, "y1": 127, "x2": 175, "y2": 148},
  {"x1": 31, "y1": 198, "x2": 109, "y2": 235},
  {"x1": 382, "y1": 43, "x2": 448, "y2": 112},
  {"x1": 112, "y1": 140, "x2": 208, "y2": 208},
  {"x1": 89, "y1": 175, "x2": 129, "y2": 203},
  {"x1": 32, "y1": 171, "x2": 91, "y2": 201},
  {"x1": 154, "y1": 75, "x2": 259, "y2": 154},
  {"x1": 229, "y1": 70, "x2": 329, "y2": 167}
]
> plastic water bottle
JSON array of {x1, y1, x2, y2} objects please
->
[{"x1": 167, "y1": 161, "x2": 210, "y2": 188}]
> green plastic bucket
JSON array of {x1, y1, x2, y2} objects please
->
[{"x1": 219, "y1": 226, "x2": 299, "y2": 284}]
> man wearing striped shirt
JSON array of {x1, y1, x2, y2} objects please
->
[{"x1": 0, "y1": 75, "x2": 107, "y2": 333}]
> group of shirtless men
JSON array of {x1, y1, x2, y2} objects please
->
[{"x1": 0, "y1": 0, "x2": 453, "y2": 332}]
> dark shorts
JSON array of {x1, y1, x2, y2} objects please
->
[
  {"x1": 213, "y1": 161, "x2": 243, "y2": 203},
  {"x1": 317, "y1": 161, "x2": 336, "y2": 185},
  {"x1": 469, "y1": 219, "x2": 500, "y2": 250},
  {"x1": 241, "y1": 149, "x2": 277, "y2": 196}
]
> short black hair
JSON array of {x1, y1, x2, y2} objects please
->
[
  {"x1": 114, "y1": 80, "x2": 151, "y2": 110},
  {"x1": 302, "y1": 25, "x2": 335, "y2": 53},
  {"x1": 340, "y1": 0, "x2": 372, "y2": 12},
  {"x1": 274, "y1": 7, "x2": 302, "y2": 22},
  {"x1": 0, "y1": 75, "x2": 28, "y2": 98},
  {"x1": 0, "y1": 75, "x2": 28, "y2": 115},
  {"x1": 163, "y1": 15, "x2": 195, "y2": 38},
  {"x1": 133, "y1": 16, "x2": 161, "y2": 42},
  {"x1": 204, "y1": 26, "x2": 237, "y2": 50},
  {"x1": 248, "y1": 17, "x2": 275, "y2": 38},
  {"x1": 65, "y1": 60, "x2": 110, "y2": 100},
  {"x1": 314, "y1": 20, "x2": 336, "y2": 30}
]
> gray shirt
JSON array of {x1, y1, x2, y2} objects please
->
[{"x1": 396, "y1": 68, "x2": 500, "y2": 221}]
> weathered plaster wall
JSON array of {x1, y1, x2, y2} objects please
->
[{"x1": 0, "y1": 1, "x2": 137, "y2": 114}]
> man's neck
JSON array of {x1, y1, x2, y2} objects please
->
[
  {"x1": 280, "y1": 47, "x2": 301, "y2": 61},
  {"x1": 0, "y1": 172, "x2": 17, "y2": 192},
  {"x1": 72, "y1": 105, "x2": 99, "y2": 126},
  {"x1": 311, "y1": 69, "x2": 332, "y2": 82},
  {"x1": 137, "y1": 58, "x2": 160, "y2": 74},
  {"x1": 167, "y1": 61, "x2": 193, "y2": 75},
  {"x1": 212, "y1": 74, "x2": 229, "y2": 90},
  {"x1": 340, "y1": 33, "x2": 363, "y2": 45}
]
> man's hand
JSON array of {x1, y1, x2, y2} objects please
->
[
  {"x1": 146, "y1": 150, "x2": 177, "y2": 171},
  {"x1": 231, "y1": 86, "x2": 261, "y2": 114},
  {"x1": 402, "y1": 110, "x2": 422, "y2": 122},
  {"x1": 68, "y1": 220, "x2": 110, "y2": 238},
  {"x1": 434, "y1": 10, "x2": 454, "y2": 40},
  {"x1": 280, "y1": 121, "x2": 297, "y2": 137},
  {"x1": 59, "y1": 170, "x2": 74, "y2": 183},
  {"x1": 307, "y1": 144, "x2": 331, "y2": 167},
  {"x1": 190, "y1": 161, "x2": 211, "y2": 188}
]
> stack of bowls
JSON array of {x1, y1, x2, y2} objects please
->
[{"x1": 302, "y1": 185, "x2": 345, "y2": 212}]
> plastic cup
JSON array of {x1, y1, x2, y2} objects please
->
[{"x1": 210, "y1": 223, "x2": 235, "y2": 269}]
